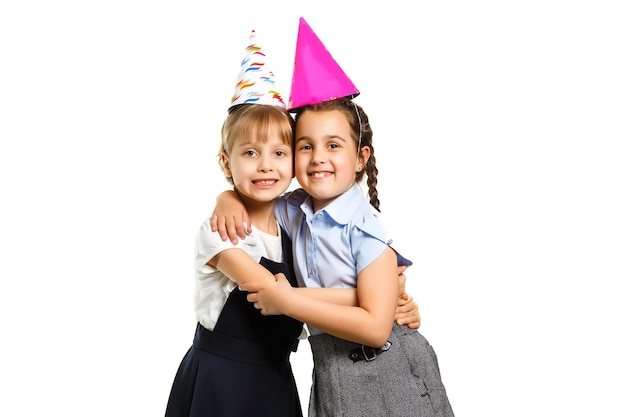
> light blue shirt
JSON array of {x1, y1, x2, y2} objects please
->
[{"x1": 274, "y1": 184, "x2": 412, "y2": 335}]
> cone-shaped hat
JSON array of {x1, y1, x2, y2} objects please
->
[
  {"x1": 229, "y1": 30, "x2": 286, "y2": 111},
  {"x1": 288, "y1": 17, "x2": 359, "y2": 111}
]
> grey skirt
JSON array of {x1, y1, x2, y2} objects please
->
[{"x1": 307, "y1": 324, "x2": 454, "y2": 417}]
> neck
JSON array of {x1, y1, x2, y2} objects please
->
[
  {"x1": 312, "y1": 182, "x2": 355, "y2": 212},
  {"x1": 241, "y1": 199, "x2": 278, "y2": 236}
]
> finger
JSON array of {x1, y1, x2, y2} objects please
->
[
  {"x1": 397, "y1": 312, "x2": 420, "y2": 325},
  {"x1": 224, "y1": 216, "x2": 240, "y2": 244},
  {"x1": 396, "y1": 305, "x2": 410, "y2": 314},
  {"x1": 243, "y1": 213, "x2": 252, "y2": 234},
  {"x1": 396, "y1": 315, "x2": 420, "y2": 327},
  {"x1": 215, "y1": 216, "x2": 230, "y2": 242},
  {"x1": 210, "y1": 214, "x2": 218, "y2": 232},
  {"x1": 397, "y1": 305, "x2": 420, "y2": 319},
  {"x1": 398, "y1": 275, "x2": 407, "y2": 295},
  {"x1": 234, "y1": 221, "x2": 247, "y2": 241},
  {"x1": 407, "y1": 320, "x2": 421, "y2": 329},
  {"x1": 396, "y1": 295, "x2": 412, "y2": 309},
  {"x1": 395, "y1": 309, "x2": 414, "y2": 319}
]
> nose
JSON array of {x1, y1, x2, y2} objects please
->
[
  {"x1": 258, "y1": 154, "x2": 274, "y2": 172},
  {"x1": 310, "y1": 148, "x2": 326, "y2": 165}
]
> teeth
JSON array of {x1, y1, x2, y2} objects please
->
[
  {"x1": 255, "y1": 180, "x2": 276, "y2": 185},
  {"x1": 311, "y1": 172, "x2": 329, "y2": 178}
]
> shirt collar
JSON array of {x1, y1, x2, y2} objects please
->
[{"x1": 301, "y1": 184, "x2": 366, "y2": 225}]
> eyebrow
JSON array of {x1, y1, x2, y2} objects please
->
[{"x1": 295, "y1": 134, "x2": 347, "y2": 143}]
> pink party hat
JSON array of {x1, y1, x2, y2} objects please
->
[
  {"x1": 229, "y1": 30, "x2": 286, "y2": 111},
  {"x1": 288, "y1": 17, "x2": 360, "y2": 111}
]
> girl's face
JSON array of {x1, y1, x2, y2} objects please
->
[
  {"x1": 221, "y1": 128, "x2": 293, "y2": 206},
  {"x1": 294, "y1": 109, "x2": 368, "y2": 211}
]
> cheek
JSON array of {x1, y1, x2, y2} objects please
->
[
  {"x1": 279, "y1": 160, "x2": 293, "y2": 177},
  {"x1": 333, "y1": 156, "x2": 355, "y2": 174},
  {"x1": 228, "y1": 162, "x2": 248, "y2": 183},
  {"x1": 293, "y1": 157, "x2": 307, "y2": 181},
  {"x1": 294, "y1": 154, "x2": 307, "y2": 171}
]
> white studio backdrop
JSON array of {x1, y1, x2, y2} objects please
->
[{"x1": 1, "y1": 1, "x2": 625, "y2": 416}]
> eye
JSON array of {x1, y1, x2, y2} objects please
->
[
  {"x1": 298, "y1": 144, "x2": 312, "y2": 151},
  {"x1": 275, "y1": 150, "x2": 287, "y2": 157},
  {"x1": 328, "y1": 143, "x2": 340, "y2": 149},
  {"x1": 244, "y1": 150, "x2": 257, "y2": 157}
]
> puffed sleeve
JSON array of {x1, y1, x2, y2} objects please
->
[
  {"x1": 355, "y1": 215, "x2": 413, "y2": 272},
  {"x1": 195, "y1": 219, "x2": 262, "y2": 275}
]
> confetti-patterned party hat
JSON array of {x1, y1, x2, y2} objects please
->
[
  {"x1": 288, "y1": 17, "x2": 360, "y2": 111},
  {"x1": 229, "y1": 30, "x2": 286, "y2": 111}
]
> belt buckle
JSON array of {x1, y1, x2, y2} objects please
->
[{"x1": 362, "y1": 345, "x2": 377, "y2": 362}]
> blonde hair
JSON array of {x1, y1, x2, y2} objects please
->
[{"x1": 218, "y1": 104, "x2": 294, "y2": 185}]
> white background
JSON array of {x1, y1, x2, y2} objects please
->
[{"x1": 1, "y1": 1, "x2": 625, "y2": 416}]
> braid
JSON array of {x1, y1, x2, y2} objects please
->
[
  {"x1": 366, "y1": 148, "x2": 380, "y2": 212},
  {"x1": 351, "y1": 101, "x2": 381, "y2": 212}
]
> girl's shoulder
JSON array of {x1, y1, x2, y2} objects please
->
[
  {"x1": 277, "y1": 188, "x2": 309, "y2": 210},
  {"x1": 354, "y1": 213, "x2": 413, "y2": 267},
  {"x1": 282, "y1": 188, "x2": 308, "y2": 204},
  {"x1": 354, "y1": 210, "x2": 388, "y2": 243}
]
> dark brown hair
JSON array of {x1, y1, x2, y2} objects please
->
[{"x1": 293, "y1": 98, "x2": 380, "y2": 211}]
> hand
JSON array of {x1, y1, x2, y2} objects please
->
[
  {"x1": 239, "y1": 273, "x2": 292, "y2": 316},
  {"x1": 396, "y1": 293, "x2": 421, "y2": 329},
  {"x1": 209, "y1": 191, "x2": 251, "y2": 244}
]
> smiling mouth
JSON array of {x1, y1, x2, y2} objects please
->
[
  {"x1": 309, "y1": 172, "x2": 332, "y2": 178},
  {"x1": 252, "y1": 179, "x2": 278, "y2": 185}
]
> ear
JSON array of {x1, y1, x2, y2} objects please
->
[
  {"x1": 356, "y1": 146, "x2": 371, "y2": 173},
  {"x1": 220, "y1": 152, "x2": 233, "y2": 178}
]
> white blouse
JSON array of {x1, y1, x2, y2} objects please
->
[{"x1": 193, "y1": 219, "x2": 283, "y2": 330}]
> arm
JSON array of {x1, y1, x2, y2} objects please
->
[
  {"x1": 209, "y1": 247, "x2": 277, "y2": 286},
  {"x1": 210, "y1": 191, "x2": 420, "y2": 325},
  {"x1": 297, "y1": 286, "x2": 358, "y2": 306},
  {"x1": 294, "y1": 269, "x2": 421, "y2": 328},
  {"x1": 209, "y1": 245, "x2": 358, "y2": 306},
  {"x1": 207, "y1": 214, "x2": 389, "y2": 309},
  {"x1": 241, "y1": 247, "x2": 400, "y2": 347},
  {"x1": 207, "y1": 227, "x2": 361, "y2": 302}
]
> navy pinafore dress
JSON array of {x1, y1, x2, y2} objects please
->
[{"x1": 165, "y1": 229, "x2": 304, "y2": 417}]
